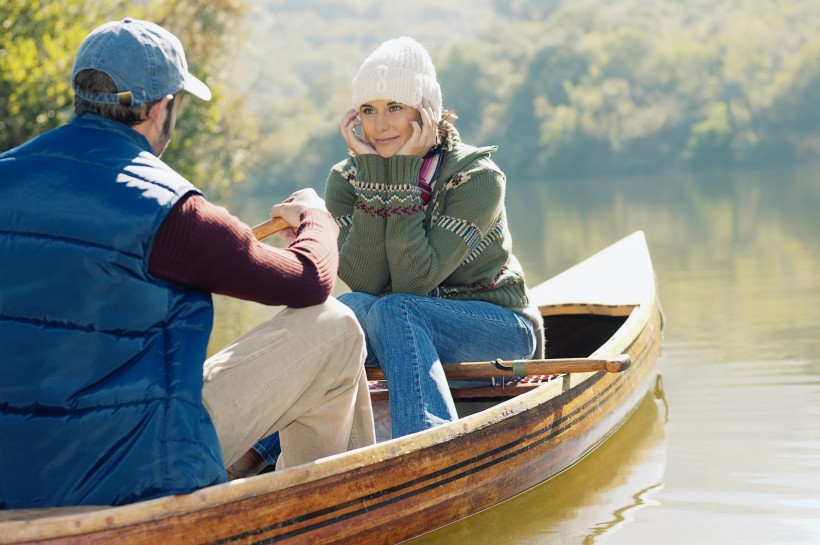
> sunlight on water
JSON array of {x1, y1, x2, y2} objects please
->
[{"x1": 411, "y1": 389, "x2": 668, "y2": 544}]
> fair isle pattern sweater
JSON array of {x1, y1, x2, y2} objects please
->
[{"x1": 325, "y1": 122, "x2": 545, "y2": 358}]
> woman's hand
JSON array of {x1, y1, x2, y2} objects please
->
[
  {"x1": 339, "y1": 109, "x2": 377, "y2": 155},
  {"x1": 396, "y1": 97, "x2": 437, "y2": 158}
]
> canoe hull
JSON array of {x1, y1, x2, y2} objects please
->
[{"x1": 0, "y1": 231, "x2": 663, "y2": 545}]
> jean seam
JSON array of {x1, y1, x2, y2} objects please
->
[{"x1": 399, "y1": 296, "x2": 431, "y2": 433}]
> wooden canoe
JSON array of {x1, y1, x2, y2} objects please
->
[{"x1": 0, "y1": 230, "x2": 663, "y2": 545}]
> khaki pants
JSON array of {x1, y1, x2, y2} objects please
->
[{"x1": 202, "y1": 297, "x2": 375, "y2": 469}]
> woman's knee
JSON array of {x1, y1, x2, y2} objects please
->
[
  {"x1": 367, "y1": 293, "x2": 426, "y2": 323},
  {"x1": 364, "y1": 294, "x2": 431, "y2": 348},
  {"x1": 338, "y1": 292, "x2": 379, "y2": 321}
]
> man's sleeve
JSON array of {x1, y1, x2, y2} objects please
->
[{"x1": 149, "y1": 193, "x2": 339, "y2": 308}]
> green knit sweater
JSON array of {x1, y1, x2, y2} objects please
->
[{"x1": 325, "y1": 122, "x2": 544, "y2": 357}]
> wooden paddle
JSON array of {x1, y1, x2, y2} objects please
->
[
  {"x1": 365, "y1": 354, "x2": 631, "y2": 380},
  {"x1": 252, "y1": 217, "x2": 291, "y2": 240}
]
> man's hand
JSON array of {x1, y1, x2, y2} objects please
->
[{"x1": 269, "y1": 188, "x2": 328, "y2": 230}]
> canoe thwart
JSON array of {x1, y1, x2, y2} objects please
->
[
  {"x1": 493, "y1": 353, "x2": 631, "y2": 375},
  {"x1": 605, "y1": 353, "x2": 632, "y2": 372},
  {"x1": 365, "y1": 354, "x2": 631, "y2": 381}
]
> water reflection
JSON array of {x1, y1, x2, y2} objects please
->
[
  {"x1": 410, "y1": 377, "x2": 668, "y2": 544},
  {"x1": 508, "y1": 163, "x2": 820, "y2": 293},
  {"x1": 506, "y1": 164, "x2": 820, "y2": 367}
]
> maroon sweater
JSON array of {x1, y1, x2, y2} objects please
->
[{"x1": 149, "y1": 193, "x2": 338, "y2": 308}]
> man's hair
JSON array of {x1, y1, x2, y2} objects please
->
[{"x1": 73, "y1": 69, "x2": 151, "y2": 125}]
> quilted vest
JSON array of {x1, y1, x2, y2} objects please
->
[{"x1": 0, "y1": 115, "x2": 225, "y2": 509}]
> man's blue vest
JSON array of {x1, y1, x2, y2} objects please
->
[{"x1": 0, "y1": 115, "x2": 226, "y2": 509}]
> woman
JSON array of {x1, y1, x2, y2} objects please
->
[
  {"x1": 326, "y1": 36, "x2": 545, "y2": 438},
  {"x1": 227, "y1": 36, "x2": 546, "y2": 476}
]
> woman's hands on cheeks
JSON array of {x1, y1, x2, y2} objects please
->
[
  {"x1": 396, "y1": 97, "x2": 437, "y2": 158},
  {"x1": 339, "y1": 109, "x2": 376, "y2": 155},
  {"x1": 339, "y1": 98, "x2": 437, "y2": 158}
]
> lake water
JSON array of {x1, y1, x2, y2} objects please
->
[{"x1": 209, "y1": 162, "x2": 820, "y2": 545}]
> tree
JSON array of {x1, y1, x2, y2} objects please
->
[
  {"x1": 0, "y1": 0, "x2": 256, "y2": 197},
  {"x1": 0, "y1": 0, "x2": 128, "y2": 150},
  {"x1": 142, "y1": 0, "x2": 258, "y2": 197}
]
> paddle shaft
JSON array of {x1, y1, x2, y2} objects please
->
[
  {"x1": 365, "y1": 354, "x2": 631, "y2": 380},
  {"x1": 252, "y1": 217, "x2": 291, "y2": 240}
]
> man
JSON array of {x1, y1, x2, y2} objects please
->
[{"x1": 0, "y1": 18, "x2": 375, "y2": 509}]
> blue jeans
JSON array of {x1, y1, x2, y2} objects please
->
[
  {"x1": 339, "y1": 292, "x2": 536, "y2": 438},
  {"x1": 254, "y1": 431, "x2": 281, "y2": 466}
]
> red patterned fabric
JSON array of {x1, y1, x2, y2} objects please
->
[{"x1": 418, "y1": 150, "x2": 441, "y2": 204}]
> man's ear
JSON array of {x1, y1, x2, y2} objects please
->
[{"x1": 146, "y1": 94, "x2": 174, "y2": 129}]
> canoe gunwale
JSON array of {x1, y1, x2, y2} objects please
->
[{"x1": 539, "y1": 302, "x2": 637, "y2": 317}]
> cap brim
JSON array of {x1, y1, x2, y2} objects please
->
[{"x1": 184, "y1": 73, "x2": 212, "y2": 101}]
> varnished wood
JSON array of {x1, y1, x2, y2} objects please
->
[
  {"x1": 365, "y1": 354, "x2": 631, "y2": 380},
  {"x1": 251, "y1": 216, "x2": 290, "y2": 240},
  {"x1": 0, "y1": 231, "x2": 663, "y2": 545}
]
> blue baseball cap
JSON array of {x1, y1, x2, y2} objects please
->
[{"x1": 71, "y1": 18, "x2": 211, "y2": 106}]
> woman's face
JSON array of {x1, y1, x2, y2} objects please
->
[{"x1": 358, "y1": 100, "x2": 422, "y2": 158}]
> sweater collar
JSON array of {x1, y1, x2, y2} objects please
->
[{"x1": 433, "y1": 121, "x2": 499, "y2": 183}]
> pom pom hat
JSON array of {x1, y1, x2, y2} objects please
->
[{"x1": 351, "y1": 37, "x2": 443, "y2": 122}]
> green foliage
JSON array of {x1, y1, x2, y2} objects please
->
[
  {"x1": 5, "y1": 0, "x2": 820, "y2": 194},
  {"x1": 764, "y1": 37, "x2": 820, "y2": 159},
  {"x1": 235, "y1": 0, "x2": 820, "y2": 191},
  {"x1": 474, "y1": 0, "x2": 820, "y2": 176},
  {"x1": 0, "y1": 0, "x2": 257, "y2": 197},
  {"x1": 142, "y1": 0, "x2": 258, "y2": 197},
  {"x1": 0, "y1": 0, "x2": 128, "y2": 148}
]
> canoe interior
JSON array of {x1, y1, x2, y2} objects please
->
[
  {"x1": 450, "y1": 308, "x2": 632, "y2": 419},
  {"x1": 541, "y1": 313, "x2": 629, "y2": 359},
  {"x1": 369, "y1": 308, "x2": 633, "y2": 439}
]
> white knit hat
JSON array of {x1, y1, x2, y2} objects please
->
[{"x1": 351, "y1": 36, "x2": 443, "y2": 122}]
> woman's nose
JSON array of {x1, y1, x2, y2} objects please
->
[{"x1": 375, "y1": 113, "x2": 388, "y2": 131}]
